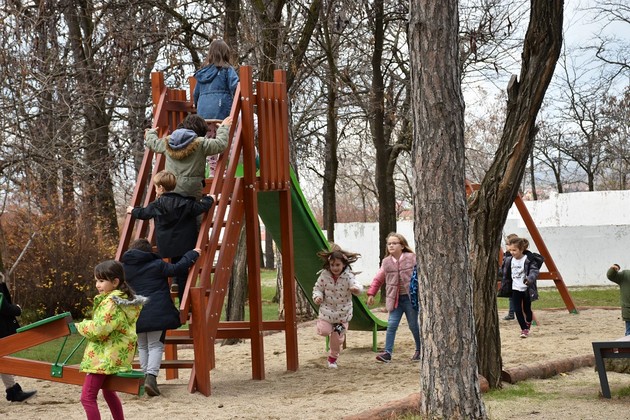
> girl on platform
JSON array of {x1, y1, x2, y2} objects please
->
[
  {"x1": 76, "y1": 260, "x2": 146, "y2": 420},
  {"x1": 312, "y1": 244, "x2": 363, "y2": 369}
]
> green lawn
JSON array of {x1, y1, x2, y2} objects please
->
[
  {"x1": 11, "y1": 281, "x2": 622, "y2": 364},
  {"x1": 497, "y1": 286, "x2": 620, "y2": 310}
]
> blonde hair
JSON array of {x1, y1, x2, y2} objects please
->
[
  {"x1": 153, "y1": 170, "x2": 177, "y2": 192},
  {"x1": 385, "y1": 232, "x2": 414, "y2": 256}
]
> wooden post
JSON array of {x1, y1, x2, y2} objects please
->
[
  {"x1": 240, "y1": 66, "x2": 266, "y2": 380},
  {"x1": 189, "y1": 287, "x2": 211, "y2": 395}
]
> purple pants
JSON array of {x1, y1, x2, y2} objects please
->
[{"x1": 80, "y1": 373, "x2": 124, "y2": 420}]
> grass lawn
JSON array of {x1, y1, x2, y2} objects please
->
[{"x1": 497, "y1": 286, "x2": 620, "y2": 311}]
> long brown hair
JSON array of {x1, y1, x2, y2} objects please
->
[{"x1": 202, "y1": 39, "x2": 231, "y2": 68}]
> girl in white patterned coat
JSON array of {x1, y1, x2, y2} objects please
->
[{"x1": 312, "y1": 244, "x2": 363, "y2": 369}]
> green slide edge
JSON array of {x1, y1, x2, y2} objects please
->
[
  {"x1": 257, "y1": 170, "x2": 387, "y2": 332},
  {"x1": 17, "y1": 312, "x2": 73, "y2": 333}
]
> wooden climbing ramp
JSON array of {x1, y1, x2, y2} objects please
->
[{"x1": 117, "y1": 66, "x2": 298, "y2": 396}]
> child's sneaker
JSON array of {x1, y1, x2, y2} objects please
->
[
  {"x1": 411, "y1": 351, "x2": 421, "y2": 362},
  {"x1": 327, "y1": 356, "x2": 338, "y2": 369},
  {"x1": 520, "y1": 329, "x2": 530, "y2": 338},
  {"x1": 376, "y1": 352, "x2": 392, "y2": 363}
]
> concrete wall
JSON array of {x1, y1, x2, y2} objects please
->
[{"x1": 333, "y1": 191, "x2": 629, "y2": 287}]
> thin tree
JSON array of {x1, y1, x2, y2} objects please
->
[{"x1": 468, "y1": 0, "x2": 564, "y2": 388}]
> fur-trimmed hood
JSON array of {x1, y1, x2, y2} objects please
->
[
  {"x1": 168, "y1": 128, "x2": 199, "y2": 151},
  {"x1": 111, "y1": 294, "x2": 149, "y2": 307}
]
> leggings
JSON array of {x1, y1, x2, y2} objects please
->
[{"x1": 80, "y1": 373, "x2": 124, "y2": 420}]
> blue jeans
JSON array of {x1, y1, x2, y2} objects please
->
[{"x1": 384, "y1": 294, "x2": 421, "y2": 355}]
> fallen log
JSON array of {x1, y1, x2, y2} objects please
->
[
  {"x1": 343, "y1": 375, "x2": 489, "y2": 420},
  {"x1": 501, "y1": 354, "x2": 594, "y2": 384}
]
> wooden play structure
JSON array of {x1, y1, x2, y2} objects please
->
[
  {"x1": 115, "y1": 66, "x2": 299, "y2": 396},
  {"x1": 466, "y1": 182, "x2": 577, "y2": 313}
]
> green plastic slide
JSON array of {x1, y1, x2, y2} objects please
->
[{"x1": 257, "y1": 170, "x2": 387, "y2": 340}]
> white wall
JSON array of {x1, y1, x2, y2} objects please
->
[{"x1": 333, "y1": 190, "x2": 629, "y2": 287}]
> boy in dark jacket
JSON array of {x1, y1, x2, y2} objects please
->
[
  {"x1": 127, "y1": 170, "x2": 215, "y2": 300},
  {"x1": 1, "y1": 280, "x2": 37, "y2": 402},
  {"x1": 121, "y1": 238, "x2": 200, "y2": 396}
]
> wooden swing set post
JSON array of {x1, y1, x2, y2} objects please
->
[{"x1": 466, "y1": 182, "x2": 577, "y2": 314}]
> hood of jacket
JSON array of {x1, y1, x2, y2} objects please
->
[
  {"x1": 194, "y1": 65, "x2": 220, "y2": 84},
  {"x1": 121, "y1": 248, "x2": 162, "y2": 267},
  {"x1": 93, "y1": 289, "x2": 148, "y2": 323},
  {"x1": 168, "y1": 128, "x2": 199, "y2": 151}
]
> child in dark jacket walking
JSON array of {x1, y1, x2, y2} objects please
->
[
  {"x1": 500, "y1": 237, "x2": 543, "y2": 338},
  {"x1": 121, "y1": 238, "x2": 200, "y2": 396},
  {"x1": 127, "y1": 170, "x2": 214, "y2": 300}
]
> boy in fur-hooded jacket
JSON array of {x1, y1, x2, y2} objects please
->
[{"x1": 144, "y1": 114, "x2": 232, "y2": 199}]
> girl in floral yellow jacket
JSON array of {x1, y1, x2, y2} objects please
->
[{"x1": 76, "y1": 260, "x2": 147, "y2": 420}]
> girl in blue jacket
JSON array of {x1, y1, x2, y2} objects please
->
[{"x1": 193, "y1": 39, "x2": 239, "y2": 120}]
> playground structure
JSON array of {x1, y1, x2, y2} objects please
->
[
  {"x1": 115, "y1": 66, "x2": 387, "y2": 396},
  {"x1": 466, "y1": 182, "x2": 577, "y2": 314},
  {"x1": 0, "y1": 66, "x2": 386, "y2": 397}
]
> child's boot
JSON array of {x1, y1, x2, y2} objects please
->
[
  {"x1": 144, "y1": 374, "x2": 160, "y2": 396},
  {"x1": 6, "y1": 383, "x2": 37, "y2": 402}
]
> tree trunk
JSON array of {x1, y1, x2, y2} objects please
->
[
  {"x1": 529, "y1": 149, "x2": 537, "y2": 200},
  {"x1": 265, "y1": 228, "x2": 275, "y2": 269},
  {"x1": 468, "y1": 0, "x2": 563, "y2": 389},
  {"x1": 410, "y1": 0, "x2": 487, "y2": 417},
  {"x1": 322, "y1": 3, "x2": 339, "y2": 242},
  {"x1": 370, "y1": 0, "x2": 397, "y2": 261},
  {"x1": 224, "y1": 224, "x2": 248, "y2": 345}
]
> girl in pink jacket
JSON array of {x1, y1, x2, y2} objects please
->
[
  {"x1": 367, "y1": 232, "x2": 420, "y2": 363},
  {"x1": 312, "y1": 244, "x2": 363, "y2": 369}
]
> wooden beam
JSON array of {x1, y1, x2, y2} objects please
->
[{"x1": 0, "y1": 357, "x2": 143, "y2": 395}]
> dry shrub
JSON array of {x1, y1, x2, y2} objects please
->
[{"x1": 2, "y1": 204, "x2": 117, "y2": 323}]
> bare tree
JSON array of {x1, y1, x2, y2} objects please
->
[
  {"x1": 588, "y1": 1, "x2": 630, "y2": 81},
  {"x1": 468, "y1": 0, "x2": 564, "y2": 388}
]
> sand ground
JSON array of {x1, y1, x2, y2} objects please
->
[{"x1": 1, "y1": 307, "x2": 629, "y2": 419}]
